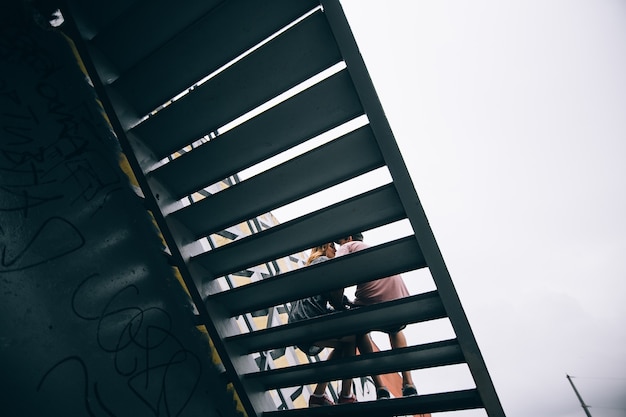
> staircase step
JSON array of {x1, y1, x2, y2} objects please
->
[
  {"x1": 89, "y1": 0, "x2": 223, "y2": 75},
  {"x1": 262, "y1": 389, "x2": 483, "y2": 417},
  {"x1": 107, "y1": 0, "x2": 321, "y2": 121},
  {"x1": 245, "y1": 339, "x2": 465, "y2": 390},
  {"x1": 209, "y1": 236, "x2": 427, "y2": 317},
  {"x1": 166, "y1": 124, "x2": 383, "y2": 235},
  {"x1": 224, "y1": 292, "x2": 446, "y2": 355},
  {"x1": 148, "y1": 70, "x2": 365, "y2": 204},
  {"x1": 130, "y1": 9, "x2": 345, "y2": 159},
  {"x1": 67, "y1": 0, "x2": 135, "y2": 39},
  {"x1": 191, "y1": 184, "x2": 406, "y2": 278}
]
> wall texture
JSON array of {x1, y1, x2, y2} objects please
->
[{"x1": 0, "y1": 19, "x2": 240, "y2": 417}]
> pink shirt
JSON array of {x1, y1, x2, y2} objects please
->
[{"x1": 336, "y1": 240, "x2": 409, "y2": 306}]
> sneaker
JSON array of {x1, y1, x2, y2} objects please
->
[
  {"x1": 338, "y1": 394, "x2": 357, "y2": 404},
  {"x1": 309, "y1": 394, "x2": 334, "y2": 407},
  {"x1": 376, "y1": 387, "x2": 391, "y2": 399},
  {"x1": 402, "y1": 384, "x2": 418, "y2": 397}
]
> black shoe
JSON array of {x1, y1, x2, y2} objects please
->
[
  {"x1": 402, "y1": 384, "x2": 418, "y2": 397},
  {"x1": 376, "y1": 387, "x2": 391, "y2": 399}
]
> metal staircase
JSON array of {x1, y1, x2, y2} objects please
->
[{"x1": 58, "y1": 0, "x2": 505, "y2": 416}]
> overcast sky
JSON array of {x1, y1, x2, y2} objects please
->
[{"x1": 331, "y1": 1, "x2": 626, "y2": 416}]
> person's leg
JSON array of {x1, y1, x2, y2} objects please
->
[
  {"x1": 338, "y1": 343, "x2": 355, "y2": 397},
  {"x1": 355, "y1": 333, "x2": 390, "y2": 399},
  {"x1": 312, "y1": 382, "x2": 329, "y2": 396},
  {"x1": 312, "y1": 348, "x2": 335, "y2": 396},
  {"x1": 335, "y1": 342, "x2": 357, "y2": 403},
  {"x1": 388, "y1": 330, "x2": 417, "y2": 394},
  {"x1": 309, "y1": 348, "x2": 335, "y2": 407}
]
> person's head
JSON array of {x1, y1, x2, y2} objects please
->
[
  {"x1": 334, "y1": 232, "x2": 364, "y2": 245},
  {"x1": 306, "y1": 242, "x2": 336, "y2": 265}
]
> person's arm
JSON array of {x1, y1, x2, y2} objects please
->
[
  {"x1": 310, "y1": 256, "x2": 346, "y2": 309},
  {"x1": 326, "y1": 288, "x2": 346, "y2": 310}
]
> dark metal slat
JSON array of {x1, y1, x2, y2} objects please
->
[
  {"x1": 210, "y1": 236, "x2": 426, "y2": 317},
  {"x1": 191, "y1": 184, "x2": 405, "y2": 278},
  {"x1": 130, "y1": 10, "x2": 343, "y2": 157},
  {"x1": 224, "y1": 292, "x2": 446, "y2": 355},
  {"x1": 245, "y1": 339, "x2": 464, "y2": 390},
  {"x1": 168, "y1": 125, "x2": 383, "y2": 238},
  {"x1": 111, "y1": 0, "x2": 323, "y2": 122},
  {"x1": 66, "y1": 0, "x2": 136, "y2": 38},
  {"x1": 262, "y1": 389, "x2": 483, "y2": 417},
  {"x1": 147, "y1": 68, "x2": 362, "y2": 193},
  {"x1": 89, "y1": 0, "x2": 223, "y2": 76}
]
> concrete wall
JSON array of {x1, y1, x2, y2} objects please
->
[{"x1": 0, "y1": 18, "x2": 240, "y2": 417}]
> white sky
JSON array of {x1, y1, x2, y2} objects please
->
[
  {"x1": 169, "y1": 1, "x2": 625, "y2": 414},
  {"x1": 333, "y1": 1, "x2": 626, "y2": 416}
]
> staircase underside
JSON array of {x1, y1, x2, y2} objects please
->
[{"x1": 52, "y1": 1, "x2": 507, "y2": 416}]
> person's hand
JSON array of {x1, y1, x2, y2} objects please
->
[{"x1": 342, "y1": 295, "x2": 355, "y2": 309}]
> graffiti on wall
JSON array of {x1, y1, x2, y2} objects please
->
[{"x1": 0, "y1": 22, "x2": 238, "y2": 417}]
